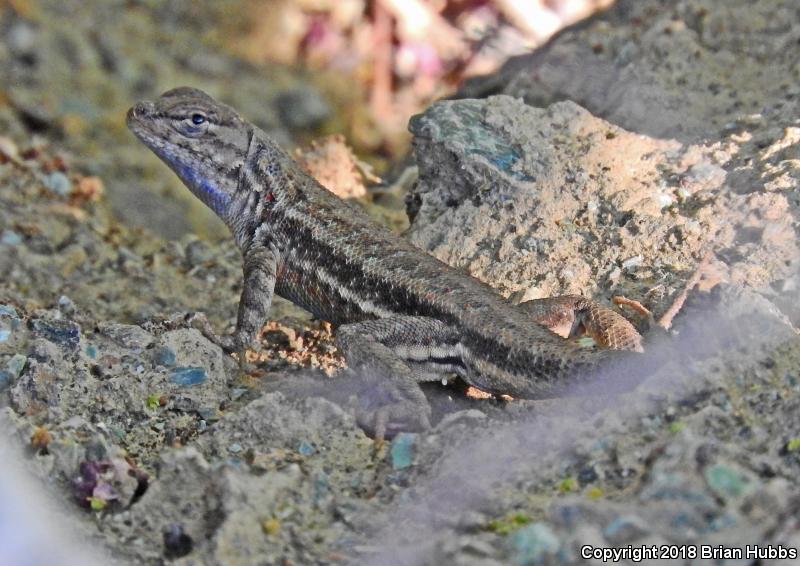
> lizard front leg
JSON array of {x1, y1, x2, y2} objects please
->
[
  {"x1": 335, "y1": 316, "x2": 462, "y2": 440},
  {"x1": 195, "y1": 245, "x2": 279, "y2": 367}
]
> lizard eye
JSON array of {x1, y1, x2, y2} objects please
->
[{"x1": 176, "y1": 112, "x2": 210, "y2": 137}]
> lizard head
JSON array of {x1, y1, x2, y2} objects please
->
[{"x1": 126, "y1": 87, "x2": 251, "y2": 217}]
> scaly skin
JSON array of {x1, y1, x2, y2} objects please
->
[{"x1": 127, "y1": 87, "x2": 649, "y2": 437}]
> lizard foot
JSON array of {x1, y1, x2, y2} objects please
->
[
  {"x1": 354, "y1": 398, "x2": 431, "y2": 443},
  {"x1": 344, "y1": 369, "x2": 432, "y2": 442},
  {"x1": 185, "y1": 312, "x2": 253, "y2": 372}
]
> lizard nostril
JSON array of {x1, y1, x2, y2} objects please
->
[{"x1": 131, "y1": 101, "x2": 154, "y2": 119}]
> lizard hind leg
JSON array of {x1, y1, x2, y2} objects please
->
[
  {"x1": 335, "y1": 316, "x2": 463, "y2": 440},
  {"x1": 517, "y1": 295, "x2": 644, "y2": 352}
]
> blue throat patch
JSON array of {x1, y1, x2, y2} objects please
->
[{"x1": 176, "y1": 163, "x2": 231, "y2": 216}]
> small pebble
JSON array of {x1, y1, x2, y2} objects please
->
[
  {"x1": 704, "y1": 463, "x2": 753, "y2": 501},
  {"x1": 5, "y1": 354, "x2": 27, "y2": 378},
  {"x1": 0, "y1": 136, "x2": 19, "y2": 160},
  {"x1": 0, "y1": 230, "x2": 22, "y2": 246},
  {"x1": 298, "y1": 441, "x2": 315, "y2": 456},
  {"x1": 196, "y1": 407, "x2": 219, "y2": 422},
  {"x1": 0, "y1": 314, "x2": 18, "y2": 342},
  {"x1": 615, "y1": 41, "x2": 638, "y2": 65},
  {"x1": 163, "y1": 524, "x2": 193, "y2": 559},
  {"x1": 57, "y1": 295, "x2": 77, "y2": 315},
  {"x1": 512, "y1": 523, "x2": 561, "y2": 566},
  {"x1": 275, "y1": 87, "x2": 331, "y2": 130},
  {"x1": 7, "y1": 21, "x2": 37, "y2": 56},
  {"x1": 44, "y1": 171, "x2": 73, "y2": 196},
  {"x1": 0, "y1": 305, "x2": 19, "y2": 319},
  {"x1": 578, "y1": 465, "x2": 598, "y2": 483},
  {"x1": 230, "y1": 387, "x2": 248, "y2": 400},
  {"x1": 184, "y1": 239, "x2": 212, "y2": 268},
  {"x1": 314, "y1": 472, "x2": 330, "y2": 499},
  {"x1": 390, "y1": 433, "x2": 417, "y2": 470},
  {"x1": 604, "y1": 515, "x2": 647, "y2": 544},
  {"x1": 621, "y1": 255, "x2": 643, "y2": 270}
]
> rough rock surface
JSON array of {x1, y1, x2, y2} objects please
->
[
  {"x1": 460, "y1": 0, "x2": 800, "y2": 145},
  {"x1": 2, "y1": 0, "x2": 800, "y2": 565},
  {"x1": 407, "y1": 95, "x2": 798, "y2": 320}
]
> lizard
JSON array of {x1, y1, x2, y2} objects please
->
[{"x1": 127, "y1": 87, "x2": 651, "y2": 439}]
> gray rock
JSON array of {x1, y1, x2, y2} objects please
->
[
  {"x1": 275, "y1": 87, "x2": 331, "y2": 130},
  {"x1": 0, "y1": 353, "x2": 26, "y2": 390},
  {"x1": 407, "y1": 94, "x2": 798, "y2": 317},
  {"x1": 459, "y1": 0, "x2": 800, "y2": 145}
]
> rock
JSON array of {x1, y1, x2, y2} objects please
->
[
  {"x1": 704, "y1": 463, "x2": 756, "y2": 502},
  {"x1": 0, "y1": 137, "x2": 19, "y2": 161},
  {"x1": 510, "y1": 523, "x2": 561, "y2": 566},
  {"x1": 603, "y1": 514, "x2": 648, "y2": 544},
  {"x1": 162, "y1": 524, "x2": 193, "y2": 560},
  {"x1": 274, "y1": 87, "x2": 331, "y2": 130},
  {"x1": 0, "y1": 305, "x2": 22, "y2": 344},
  {"x1": 43, "y1": 172, "x2": 73, "y2": 196},
  {"x1": 407, "y1": 94, "x2": 798, "y2": 315},
  {"x1": 0, "y1": 229, "x2": 22, "y2": 245},
  {"x1": 0, "y1": 354, "x2": 27, "y2": 390},
  {"x1": 57, "y1": 295, "x2": 77, "y2": 315},
  {"x1": 5, "y1": 20, "x2": 38, "y2": 63},
  {"x1": 297, "y1": 440, "x2": 315, "y2": 456},
  {"x1": 459, "y1": 0, "x2": 800, "y2": 145},
  {"x1": 390, "y1": 433, "x2": 417, "y2": 470},
  {"x1": 0, "y1": 305, "x2": 20, "y2": 318},
  {"x1": 184, "y1": 239, "x2": 213, "y2": 268}
]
